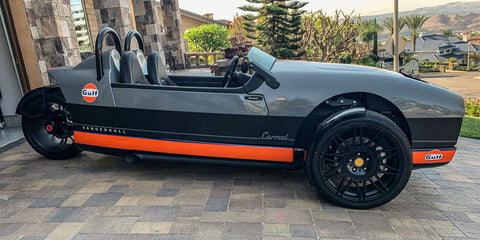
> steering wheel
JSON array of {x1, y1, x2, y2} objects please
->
[{"x1": 223, "y1": 55, "x2": 239, "y2": 88}]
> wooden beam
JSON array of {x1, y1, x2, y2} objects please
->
[{"x1": 0, "y1": 0, "x2": 43, "y2": 91}]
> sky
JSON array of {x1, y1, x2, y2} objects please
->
[{"x1": 178, "y1": 0, "x2": 479, "y2": 21}]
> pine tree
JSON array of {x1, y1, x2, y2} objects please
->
[{"x1": 239, "y1": 0, "x2": 308, "y2": 59}]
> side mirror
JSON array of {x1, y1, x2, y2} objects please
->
[{"x1": 251, "y1": 63, "x2": 280, "y2": 89}]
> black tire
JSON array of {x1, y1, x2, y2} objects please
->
[
  {"x1": 307, "y1": 111, "x2": 412, "y2": 209},
  {"x1": 22, "y1": 92, "x2": 81, "y2": 160}
]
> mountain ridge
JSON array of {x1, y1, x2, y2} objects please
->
[
  {"x1": 422, "y1": 13, "x2": 480, "y2": 33},
  {"x1": 363, "y1": 1, "x2": 480, "y2": 21},
  {"x1": 362, "y1": 1, "x2": 480, "y2": 38}
]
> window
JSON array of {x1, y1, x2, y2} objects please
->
[{"x1": 71, "y1": 0, "x2": 92, "y2": 51}]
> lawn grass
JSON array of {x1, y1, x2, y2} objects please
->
[{"x1": 460, "y1": 116, "x2": 480, "y2": 140}]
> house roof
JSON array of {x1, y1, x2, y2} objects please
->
[
  {"x1": 416, "y1": 53, "x2": 439, "y2": 62},
  {"x1": 454, "y1": 42, "x2": 480, "y2": 52},
  {"x1": 180, "y1": 9, "x2": 228, "y2": 27},
  {"x1": 404, "y1": 34, "x2": 476, "y2": 53},
  {"x1": 468, "y1": 35, "x2": 480, "y2": 41},
  {"x1": 438, "y1": 53, "x2": 465, "y2": 61}
]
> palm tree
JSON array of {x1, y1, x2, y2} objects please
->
[
  {"x1": 405, "y1": 14, "x2": 430, "y2": 53},
  {"x1": 470, "y1": 52, "x2": 480, "y2": 66},
  {"x1": 359, "y1": 19, "x2": 383, "y2": 56},
  {"x1": 383, "y1": 16, "x2": 407, "y2": 35}
]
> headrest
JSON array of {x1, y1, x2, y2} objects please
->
[
  {"x1": 133, "y1": 49, "x2": 148, "y2": 76},
  {"x1": 120, "y1": 51, "x2": 150, "y2": 84}
]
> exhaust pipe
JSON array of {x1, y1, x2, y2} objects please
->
[{"x1": 124, "y1": 153, "x2": 140, "y2": 163}]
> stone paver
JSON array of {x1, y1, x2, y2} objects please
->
[{"x1": 0, "y1": 137, "x2": 479, "y2": 239}]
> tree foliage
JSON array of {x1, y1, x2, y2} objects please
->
[
  {"x1": 239, "y1": 0, "x2": 308, "y2": 59},
  {"x1": 383, "y1": 16, "x2": 407, "y2": 35},
  {"x1": 229, "y1": 14, "x2": 251, "y2": 46},
  {"x1": 447, "y1": 57, "x2": 458, "y2": 63},
  {"x1": 300, "y1": 10, "x2": 361, "y2": 63},
  {"x1": 359, "y1": 19, "x2": 382, "y2": 55},
  {"x1": 470, "y1": 52, "x2": 480, "y2": 65},
  {"x1": 183, "y1": 24, "x2": 230, "y2": 52},
  {"x1": 441, "y1": 29, "x2": 454, "y2": 37},
  {"x1": 405, "y1": 14, "x2": 430, "y2": 52}
]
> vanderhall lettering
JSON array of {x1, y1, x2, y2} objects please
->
[{"x1": 16, "y1": 27, "x2": 464, "y2": 209}]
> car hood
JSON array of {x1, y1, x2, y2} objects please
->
[
  {"x1": 274, "y1": 60, "x2": 401, "y2": 78},
  {"x1": 265, "y1": 60, "x2": 464, "y2": 119}
]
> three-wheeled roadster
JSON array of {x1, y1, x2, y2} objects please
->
[{"x1": 16, "y1": 28, "x2": 464, "y2": 209}]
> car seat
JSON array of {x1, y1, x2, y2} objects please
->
[
  {"x1": 147, "y1": 52, "x2": 177, "y2": 86},
  {"x1": 120, "y1": 51, "x2": 150, "y2": 84}
]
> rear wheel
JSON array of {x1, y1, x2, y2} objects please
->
[
  {"x1": 307, "y1": 111, "x2": 412, "y2": 209},
  {"x1": 22, "y1": 92, "x2": 80, "y2": 160}
]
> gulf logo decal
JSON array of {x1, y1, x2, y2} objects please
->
[
  {"x1": 82, "y1": 84, "x2": 98, "y2": 103},
  {"x1": 412, "y1": 149, "x2": 455, "y2": 164},
  {"x1": 424, "y1": 149, "x2": 443, "y2": 161}
]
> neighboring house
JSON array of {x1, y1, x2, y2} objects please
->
[
  {"x1": 404, "y1": 34, "x2": 480, "y2": 63},
  {"x1": 180, "y1": 9, "x2": 229, "y2": 37},
  {"x1": 179, "y1": 9, "x2": 230, "y2": 51},
  {"x1": 468, "y1": 35, "x2": 480, "y2": 46}
]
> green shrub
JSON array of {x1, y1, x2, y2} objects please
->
[
  {"x1": 184, "y1": 24, "x2": 230, "y2": 52},
  {"x1": 355, "y1": 54, "x2": 379, "y2": 67},
  {"x1": 419, "y1": 67, "x2": 440, "y2": 73},
  {"x1": 447, "y1": 57, "x2": 458, "y2": 63},
  {"x1": 338, "y1": 53, "x2": 352, "y2": 64},
  {"x1": 465, "y1": 98, "x2": 480, "y2": 117}
]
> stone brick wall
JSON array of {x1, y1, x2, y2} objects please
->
[
  {"x1": 20, "y1": 0, "x2": 186, "y2": 84},
  {"x1": 93, "y1": 0, "x2": 135, "y2": 45},
  {"x1": 132, "y1": 0, "x2": 163, "y2": 54},
  {"x1": 22, "y1": 0, "x2": 81, "y2": 85},
  {"x1": 159, "y1": 0, "x2": 185, "y2": 69}
]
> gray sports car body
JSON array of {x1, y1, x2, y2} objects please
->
[{"x1": 16, "y1": 28, "x2": 464, "y2": 208}]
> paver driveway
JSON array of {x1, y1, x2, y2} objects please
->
[
  {"x1": 0, "y1": 137, "x2": 479, "y2": 240},
  {"x1": 422, "y1": 71, "x2": 480, "y2": 99}
]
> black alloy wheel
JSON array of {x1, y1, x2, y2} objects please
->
[
  {"x1": 308, "y1": 111, "x2": 412, "y2": 209},
  {"x1": 22, "y1": 92, "x2": 81, "y2": 160}
]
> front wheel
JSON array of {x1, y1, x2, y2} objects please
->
[
  {"x1": 22, "y1": 92, "x2": 81, "y2": 160},
  {"x1": 307, "y1": 111, "x2": 412, "y2": 209}
]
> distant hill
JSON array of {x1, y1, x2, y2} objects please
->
[
  {"x1": 422, "y1": 13, "x2": 480, "y2": 33},
  {"x1": 363, "y1": 1, "x2": 480, "y2": 22},
  {"x1": 362, "y1": 1, "x2": 480, "y2": 41}
]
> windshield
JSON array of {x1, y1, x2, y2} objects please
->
[{"x1": 247, "y1": 47, "x2": 276, "y2": 71}]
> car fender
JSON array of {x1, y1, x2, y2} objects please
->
[
  {"x1": 16, "y1": 86, "x2": 62, "y2": 119},
  {"x1": 306, "y1": 107, "x2": 366, "y2": 148}
]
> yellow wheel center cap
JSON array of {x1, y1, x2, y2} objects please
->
[{"x1": 354, "y1": 158, "x2": 364, "y2": 167}]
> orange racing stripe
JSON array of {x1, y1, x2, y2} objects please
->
[
  {"x1": 74, "y1": 131, "x2": 294, "y2": 162},
  {"x1": 412, "y1": 149, "x2": 456, "y2": 164}
]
